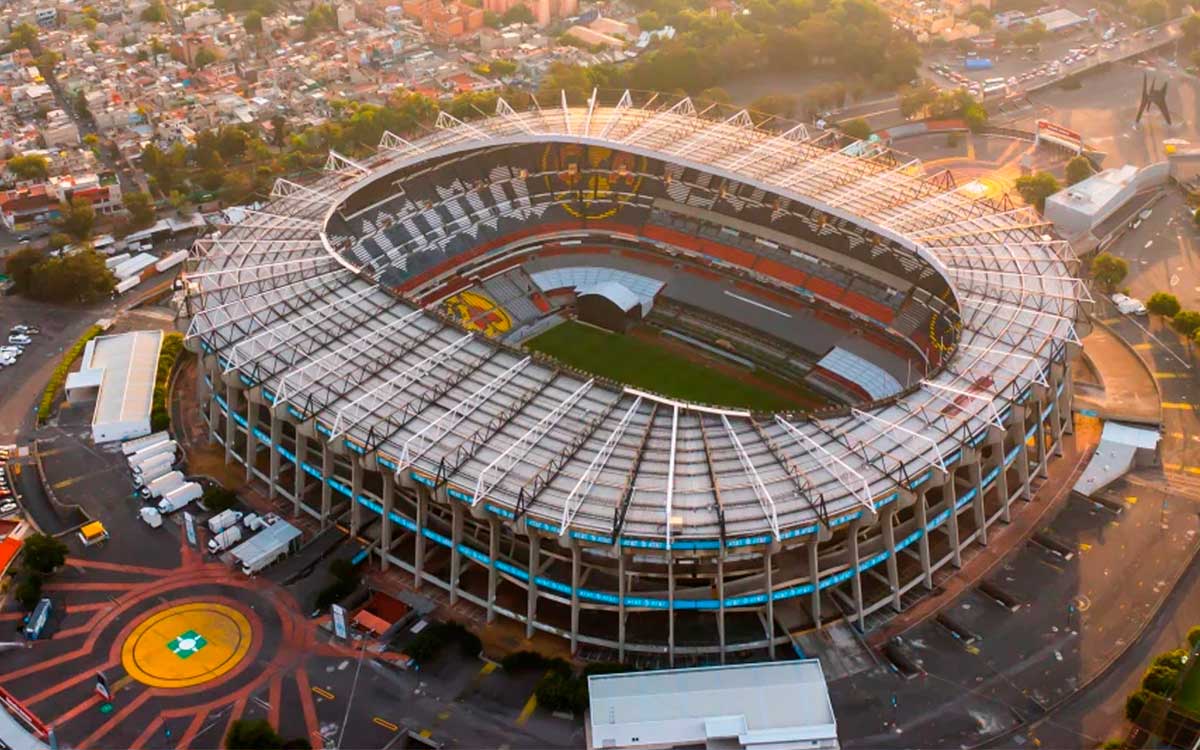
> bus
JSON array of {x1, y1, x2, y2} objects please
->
[{"x1": 24, "y1": 598, "x2": 52, "y2": 639}]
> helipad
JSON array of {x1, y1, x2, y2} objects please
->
[{"x1": 121, "y1": 602, "x2": 252, "y2": 688}]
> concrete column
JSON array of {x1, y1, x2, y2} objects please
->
[
  {"x1": 223, "y1": 385, "x2": 238, "y2": 464},
  {"x1": 667, "y1": 555, "x2": 676, "y2": 667},
  {"x1": 381, "y1": 475, "x2": 394, "y2": 571},
  {"x1": 1060, "y1": 359, "x2": 1075, "y2": 436},
  {"x1": 808, "y1": 540, "x2": 822, "y2": 628},
  {"x1": 414, "y1": 485, "x2": 428, "y2": 589},
  {"x1": 486, "y1": 519, "x2": 499, "y2": 623},
  {"x1": 450, "y1": 501, "x2": 463, "y2": 605},
  {"x1": 244, "y1": 399, "x2": 259, "y2": 480},
  {"x1": 1036, "y1": 408, "x2": 1049, "y2": 479},
  {"x1": 207, "y1": 364, "x2": 220, "y2": 445},
  {"x1": 970, "y1": 460, "x2": 987, "y2": 547},
  {"x1": 765, "y1": 551, "x2": 775, "y2": 660},
  {"x1": 268, "y1": 413, "x2": 281, "y2": 500},
  {"x1": 526, "y1": 534, "x2": 540, "y2": 639},
  {"x1": 945, "y1": 471, "x2": 962, "y2": 568},
  {"x1": 717, "y1": 555, "x2": 726, "y2": 664},
  {"x1": 914, "y1": 489, "x2": 933, "y2": 589},
  {"x1": 618, "y1": 553, "x2": 627, "y2": 662},
  {"x1": 350, "y1": 458, "x2": 363, "y2": 537},
  {"x1": 570, "y1": 544, "x2": 581, "y2": 654},
  {"x1": 994, "y1": 439, "x2": 1011, "y2": 522},
  {"x1": 1018, "y1": 434, "x2": 1032, "y2": 500},
  {"x1": 320, "y1": 442, "x2": 333, "y2": 529},
  {"x1": 293, "y1": 432, "x2": 307, "y2": 517},
  {"x1": 847, "y1": 520, "x2": 865, "y2": 631},
  {"x1": 881, "y1": 508, "x2": 901, "y2": 611}
]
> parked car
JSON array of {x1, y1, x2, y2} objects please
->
[
  {"x1": 1111, "y1": 293, "x2": 1147, "y2": 316},
  {"x1": 8, "y1": 334, "x2": 31, "y2": 346},
  {"x1": 0, "y1": 502, "x2": 17, "y2": 515}
]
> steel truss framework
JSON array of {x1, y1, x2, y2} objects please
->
[{"x1": 184, "y1": 93, "x2": 1085, "y2": 549}]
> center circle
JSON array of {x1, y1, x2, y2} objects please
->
[{"x1": 121, "y1": 602, "x2": 253, "y2": 689}]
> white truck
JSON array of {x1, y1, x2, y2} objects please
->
[
  {"x1": 122, "y1": 431, "x2": 169, "y2": 456},
  {"x1": 128, "y1": 439, "x2": 176, "y2": 470},
  {"x1": 232, "y1": 521, "x2": 301, "y2": 575},
  {"x1": 141, "y1": 471, "x2": 185, "y2": 501},
  {"x1": 207, "y1": 509, "x2": 244, "y2": 535},
  {"x1": 157, "y1": 482, "x2": 202, "y2": 514},
  {"x1": 133, "y1": 452, "x2": 174, "y2": 482},
  {"x1": 136, "y1": 458, "x2": 174, "y2": 488},
  {"x1": 140, "y1": 507, "x2": 163, "y2": 528},
  {"x1": 207, "y1": 525, "x2": 243, "y2": 554}
]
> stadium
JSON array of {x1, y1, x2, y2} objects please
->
[{"x1": 182, "y1": 93, "x2": 1087, "y2": 663}]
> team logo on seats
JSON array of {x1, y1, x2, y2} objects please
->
[
  {"x1": 444, "y1": 290, "x2": 512, "y2": 338},
  {"x1": 542, "y1": 144, "x2": 644, "y2": 219}
]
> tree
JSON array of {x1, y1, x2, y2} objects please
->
[
  {"x1": 841, "y1": 118, "x2": 872, "y2": 140},
  {"x1": 1171, "y1": 310, "x2": 1200, "y2": 337},
  {"x1": 638, "y1": 10, "x2": 664, "y2": 30},
  {"x1": 5, "y1": 247, "x2": 44, "y2": 292},
  {"x1": 226, "y1": 719, "x2": 285, "y2": 750},
  {"x1": 22, "y1": 533, "x2": 68, "y2": 575},
  {"x1": 244, "y1": 10, "x2": 263, "y2": 33},
  {"x1": 1153, "y1": 649, "x2": 1189, "y2": 672},
  {"x1": 1065, "y1": 155, "x2": 1094, "y2": 185},
  {"x1": 1135, "y1": 0, "x2": 1168, "y2": 26},
  {"x1": 483, "y1": 10, "x2": 501, "y2": 27},
  {"x1": 73, "y1": 89, "x2": 91, "y2": 120},
  {"x1": 699, "y1": 87, "x2": 730, "y2": 105},
  {"x1": 1125, "y1": 689, "x2": 1149, "y2": 722},
  {"x1": 14, "y1": 574, "x2": 43, "y2": 610},
  {"x1": 56, "y1": 197, "x2": 95, "y2": 242},
  {"x1": 201, "y1": 485, "x2": 239, "y2": 513},
  {"x1": 1146, "y1": 292, "x2": 1181, "y2": 322},
  {"x1": 1013, "y1": 19, "x2": 1047, "y2": 46},
  {"x1": 124, "y1": 191, "x2": 157, "y2": 229},
  {"x1": 34, "y1": 51, "x2": 60, "y2": 71},
  {"x1": 899, "y1": 82, "x2": 938, "y2": 118},
  {"x1": 1142, "y1": 663, "x2": 1181, "y2": 695},
  {"x1": 1188, "y1": 625, "x2": 1200, "y2": 649},
  {"x1": 8, "y1": 23, "x2": 40, "y2": 51},
  {"x1": 24, "y1": 250, "x2": 115, "y2": 303},
  {"x1": 968, "y1": 7, "x2": 992, "y2": 28},
  {"x1": 1091, "y1": 252, "x2": 1128, "y2": 293},
  {"x1": 752, "y1": 94, "x2": 798, "y2": 118},
  {"x1": 270, "y1": 114, "x2": 288, "y2": 147},
  {"x1": 1014, "y1": 171, "x2": 1060, "y2": 213},
  {"x1": 193, "y1": 48, "x2": 217, "y2": 69},
  {"x1": 7, "y1": 154, "x2": 49, "y2": 181},
  {"x1": 140, "y1": 2, "x2": 167, "y2": 22},
  {"x1": 1183, "y1": 13, "x2": 1200, "y2": 47},
  {"x1": 501, "y1": 3, "x2": 534, "y2": 24}
]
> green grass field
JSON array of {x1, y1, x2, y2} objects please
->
[{"x1": 525, "y1": 321, "x2": 817, "y2": 411}]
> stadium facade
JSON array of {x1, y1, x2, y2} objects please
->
[{"x1": 182, "y1": 94, "x2": 1087, "y2": 662}]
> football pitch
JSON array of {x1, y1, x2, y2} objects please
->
[{"x1": 525, "y1": 321, "x2": 819, "y2": 411}]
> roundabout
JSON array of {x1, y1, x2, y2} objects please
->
[{"x1": 120, "y1": 601, "x2": 254, "y2": 689}]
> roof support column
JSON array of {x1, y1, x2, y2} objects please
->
[
  {"x1": 1015, "y1": 405, "x2": 1032, "y2": 500},
  {"x1": 1035, "y1": 397, "x2": 1049, "y2": 479},
  {"x1": 245, "y1": 398, "x2": 259, "y2": 481},
  {"x1": 618, "y1": 553, "x2": 627, "y2": 662},
  {"x1": 945, "y1": 470, "x2": 962, "y2": 568},
  {"x1": 847, "y1": 519, "x2": 865, "y2": 632},
  {"x1": 991, "y1": 429, "x2": 1011, "y2": 523},
  {"x1": 765, "y1": 551, "x2": 775, "y2": 660},
  {"x1": 1049, "y1": 365, "x2": 1066, "y2": 457},
  {"x1": 1059, "y1": 357, "x2": 1075, "y2": 437},
  {"x1": 268, "y1": 411, "x2": 281, "y2": 501},
  {"x1": 224, "y1": 383, "x2": 239, "y2": 465},
  {"x1": 450, "y1": 500, "x2": 463, "y2": 605},
  {"x1": 415, "y1": 484, "x2": 429, "y2": 589},
  {"x1": 381, "y1": 473, "x2": 395, "y2": 571},
  {"x1": 202, "y1": 360, "x2": 216, "y2": 444},
  {"x1": 487, "y1": 518, "x2": 499, "y2": 623},
  {"x1": 881, "y1": 507, "x2": 901, "y2": 612},
  {"x1": 914, "y1": 488, "x2": 933, "y2": 590},
  {"x1": 320, "y1": 441, "x2": 333, "y2": 530},
  {"x1": 717, "y1": 554, "x2": 726, "y2": 664},
  {"x1": 526, "y1": 533, "x2": 540, "y2": 639},
  {"x1": 350, "y1": 458, "x2": 363, "y2": 538},
  {"x1": 293, "y1": 432, "x2": 307, "y2": 518},
  {"x1": 808, "y1": 540, "x2": 822, "y2": 628},
  {"x1": 970, "y1": 458, "x2": 987, "y2": 547},
  {"x1": 570, "y1": 543, "x2": 581, "y2": 654},
  {"x1": 668, "y1": 555, "x2": 676, "y2": 668}
]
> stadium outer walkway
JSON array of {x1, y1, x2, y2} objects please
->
[{"x1": 866, "y1": 418, "x2": 1097, "y2": 649}]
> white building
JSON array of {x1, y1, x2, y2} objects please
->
[
  {"x1": 1044, "y1": 165, "x2": 1138, "y2": 238},
  {"x1": 587, "y1": 660, "x2": 839, "y2": 750},
  {"x1": 65, "y1": 330, "x2": 164, "y2": 444}
]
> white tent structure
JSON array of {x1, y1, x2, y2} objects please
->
[{"x1": 65, "y1": 330, "x2": 163, "y2": 444}]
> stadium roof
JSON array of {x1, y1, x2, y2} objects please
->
[
  {"x1": 184, "y1": 93, "x2": 1087, "y2": 545},
  {"x1": 586, "y1": 660, "x2": 838, "y2": 750}
]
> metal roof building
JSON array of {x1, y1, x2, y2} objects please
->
[
  {"x1": 65, "y1": 329, "x2": 163, "y2": 444},
  {"x1": 587, "y1": 660, "x2": 838, "y2": 750}
]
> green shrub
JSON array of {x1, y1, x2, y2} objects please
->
[
  {"x1": 38, "y1": 325, "x2": 102, "y2": 422},
  {"x1": 1153, "y1": 648, "x2": 1188, "y2": 672},
  {"x1": 314, "y1": 558, "x2": 361, "y2": 611},
  {"x1": 535, "y1": 669, "x2": 588, "y2": 714},
  {"x1": 1188, "y1": 625, "x2": 1200, "y2": 650},
  {"x1": 150, "y1": 332, "x2": 184, "y2": 431},
  {"x1": 1126, "y1": 689, "x2": 1149, "y2": 722},
  {"x1": 21, "y1": 533, "x2": 68, "y2": 575},
  {"x1": 201, "y1": 485, "x2": 238, "y2": 513},
  {"x1": 405, "y1": 621, "x2": 481, "y2": 663},
  {"x1": 501, "y1": 650, "x2": 549, "y2": 672}
]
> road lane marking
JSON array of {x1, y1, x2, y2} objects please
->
[
  {"x1": 372, "y1": 717, "x2": 398, "y2": 732},
  {"x1": 1154, "y1": 372, "x2": 1192, "y2": 379},
  {"x1": 51, "y1": 475, "x2": 86, "y2": 490},
  {"x1": 419, "y1": 729, "x2": 433, "y2": 738},
  {"x1": 479, "y1": 662, "x2": 497, "y2": 675},
  {"x1": 311, "y1": 686, "x2": 335, "y2": 700},
  {"x1": 516, "y1": 693, "x2": 538, "y2": 726},
  {"x1": 1133, "y1": 343, "x2": 1153, "y2": 350},
  {"x1": 1162, "y1": 402, "x2": 1195, "y2": 410}
]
